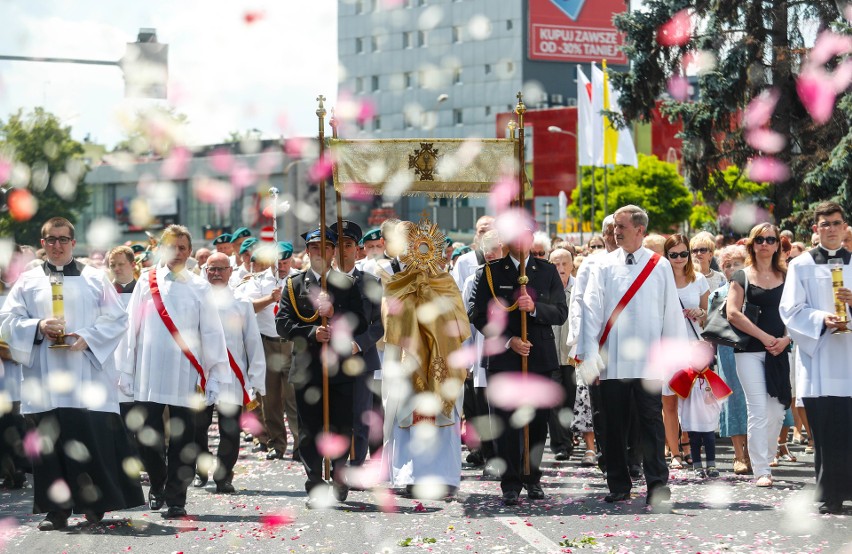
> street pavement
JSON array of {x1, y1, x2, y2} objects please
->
[{"x1": 1, "y1": 431, "x2": 850, "y2": 554}]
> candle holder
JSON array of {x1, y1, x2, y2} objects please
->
[
  {"x1": 48, "y1": 272, "x2": 70, "y2": 349},
  {"x1": 829, "y1": 258, "x2": 851, "y2": 334}
]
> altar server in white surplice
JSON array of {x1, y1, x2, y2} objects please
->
[
  {"x1": 123, "y1": 224, "x2": 229, "y2": 519},
  {"x1": 0, "y1": 217, "x2": 143, "y2": 531},
  {"x1": 578, "y1": 205, "x2": 685, "y2": 507},
  {"x1": 780, "y1": 201, "x2": 852, "y2": 515}
]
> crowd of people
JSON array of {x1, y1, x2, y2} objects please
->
[{"x1": 0, "y1": 201, "x2": 850, "y2": 531}]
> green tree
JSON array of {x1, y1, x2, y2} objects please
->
[
  {"x1": 113, "y1": 105, "x2": 189, "y2": 155},
  {"x1": 690, "y1": 165, "x2": 770, "y2": 232},
  {"x1": 568, "y1": 154, "x2": 692, "y2": 232},
  {"x1": 0, "y1": 108, "x2": 88, "y2": 246},
  {"x1": 610, "y1": 0, "x2": 846, "y2": 224}
]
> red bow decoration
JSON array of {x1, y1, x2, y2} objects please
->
[{"x1": 669, "y1": 367, "x2": 732, "y2": 400}]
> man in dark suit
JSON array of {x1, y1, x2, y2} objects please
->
[
  {"x1": 275, "y1": 226, "x2": 367, "y2": 508},
  {"x1": 468, "y1": 226, "x2": 568, "y2": 505}
]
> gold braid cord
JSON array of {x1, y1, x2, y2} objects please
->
[
  {"x1": 484, "y1": 263, "x2": 519, "y2": 312},
  {"x1": 286, "y1": 276, "x2": 319, "y2": 323}
]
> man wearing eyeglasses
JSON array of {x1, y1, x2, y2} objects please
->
[
  {"x1": 0, "y1": 217, "x2": 143, "y2": 530},
  {"x1": 577, "y1": 205, "x2": 685, "y2": 508},
  {"x1": 780, "y1": 201, "x2": 852, "y2": 515}
]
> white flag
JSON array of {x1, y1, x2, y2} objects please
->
[
  {"x1": 591, "y1": 63, "x2": 638, "y2": 168},
  {"x1": 577, "y1": 66, "x2": 596, "y2": 167}
]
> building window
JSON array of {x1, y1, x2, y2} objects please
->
[
  {"x1": 371, "y1": 75, "x2": 380, "y2": 92},
  {"x1": 453, "y1": 109, "x2": 463, "y2": 125},
  {"x1": 418, "y1": 30, "x2": 427, "y2": 47},
  {"x1": 418, "y1": 0, "x2": 426, "y2": 6},
  {"x1": 405, "y1": 0, "x2": 413, "y2": 7},
  {"x1": 374, "y1": 117, "x2": 381, "y2": 131},
  {"x1": 403, "y1": 31, "x2": 413, "y2": 49},
  {"x1": 484, "y1": 63, "x2": 491, "y2": 75},
  {"x1": 357, "y1": 120, "x2": 365, "y2": 131},
  {"x1": 355, "y1": 77, "x2": 364, "y2": 94},
  {"x1": 355, "y1": 38, "x2": 363, "y2": 54},
  {"x1": 356, "y1": 0, "x2": 365, "y2": 14},
  {"x1": 404, "y1": 71, "x2": 413, "y2": 89},
  {"x1": 485, "y1": 106, "x2": 491, "y2": 116},
  {"x1": 506, "y1": 19, "x2": 513, "y2": 31},
  {"x1": 371, "y1": 36, "x2": 379, "y2": 52},
  {"x1": 453, "y1": 67, "x2": 462, "y2": 85},
  {"x1": 506, "y1": 61, "x2": 514, "y2": 74},
  {"x1": 452, "y1": 26, "x2": 462, "y2": 43}
]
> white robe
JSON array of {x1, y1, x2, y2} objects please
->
[
  {"x1": 234, "y1": 268, "x2": 278, "y2": 337},
  {"x1": 567, "y1": 252, "x2": 604, "y2": 361},
  {"x1": 462, "y1": 273, "x2": 486, "y2": 387},
  {"x1": 0, "y1": 295, "x2": 22, "y2": 404},
  {"x1": 228, "y1": 265, "x2": 251, "y2": 289},
  {"x1": 212, "y1": 287, "x2": 267, "y2": 406},
  {"x1": 451, "y1": 249, "x2": 480, "y2": 290},
  {"x1": 124, "y1": 265, "x2": 230, "y2": 408},
  {"x1": 779, "y1": 255, "x2": 852, "y2": 398},
  {"x1": 0, "y1": 265, "x2": 127, "y2": 414},
  {"x1": 580, "y1": 247, "x2": 686, "y2": 380}
]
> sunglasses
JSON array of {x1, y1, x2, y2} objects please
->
[
  {"x1": 530, "y1": 250, "x2": 546, "y2": 257},
  {"x1": 589, "y1": 244, "x2": 605, "y2": 250},
  {"x1": 691, "y1": 247, "x2": 711, "y2": 254},
  {"x1": 667, "y1": 251, "x2": 690, "y2": 259},
  {"x1": 753, "y1": 236, "x2": 778, "y2": 245}
]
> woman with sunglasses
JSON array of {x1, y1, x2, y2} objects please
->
[
  {"x1": 662, "y1": 234, "x2": 710, "y2": 471},
  {"x1": 586, "y1": 235, "x2": 606, "y2": 255},
  {"x1": 690, "y1": 232, "x2": 727, "y2": 292},
  {"x1": 726, "y1": 223, "x2": 792, "y2": 487}
]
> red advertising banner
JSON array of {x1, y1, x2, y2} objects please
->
[{"x1": 528, "y1": 0, "x2": 628, "y2": 64}]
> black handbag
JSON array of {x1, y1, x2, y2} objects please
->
[{"x1": 701, "y1": 277, "x2": 760, "y2": 350}]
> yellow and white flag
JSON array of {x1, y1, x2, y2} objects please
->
[{"x1": 591, "y1": 61, "x2": 638, "y2": 167}]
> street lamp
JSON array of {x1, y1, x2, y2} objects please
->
[{"x1": 548, "y1": 125, "x2": 585, "y2": 243}]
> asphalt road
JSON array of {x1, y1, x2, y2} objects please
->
[{"x1": 1, "y1": 432, "x2": 850, "y2": 554}]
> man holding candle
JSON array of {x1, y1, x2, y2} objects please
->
[{"x1": 0, "y1": 217, "x2": 143, "y2": 531}]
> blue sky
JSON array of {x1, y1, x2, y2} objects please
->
[{"x1": 0, "y1": 0, "x2": 338, "y2": 148}]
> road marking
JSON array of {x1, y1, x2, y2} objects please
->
[{"x1": 500, "y1": 516, "x2": 563, "y2": 553}]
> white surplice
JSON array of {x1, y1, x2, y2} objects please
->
[
  {"x1": 234, "y1": 268, "x2": 278, "y2": 337},
  {"x1": 567, "y1": 251, "x2": 605, "y2": 362},
  {"x1": 462, "y1": 273, "x2": 486, "y2": 387},
  {"x1": 0, "y1": 265, "x2": 127, "y2": 414},
  {"x1": 0, "y1": 295, "x2": 22, "y2": 404},
  {"x1": 212, "y1": 286, "x2": 267, "y2": 406},
  {"x1": 580, "y1": 247, "x2": 686, "y2": 380},
  {"x1": 124, "y1": 265, "x2": 230, "y2": 408},
  {"x1": 780, "y1": 255, "x2": 852, "y2": 398},
  {"x1": 451, "y1": 249, "x2": 480, "y2": 290}
]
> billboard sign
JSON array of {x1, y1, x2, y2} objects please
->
[{"x1": 528, "y1": 0, "x2": 628, "y2": 64}]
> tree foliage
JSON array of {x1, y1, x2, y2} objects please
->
[
  {"x1": 610, "y1": 0, "x2": 846, "y2": 225},
  {"x1": 113, "y1": 105, "x2": 189, "y2": 155},
  {"x1": 0, "y1": 108, "x2": 88, "y2": 246},
  {"x1": 568, "y1": 154, "x2": 692, "y2": 232}
]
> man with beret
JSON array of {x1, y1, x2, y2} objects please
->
[
  {"x1": 331, "y1": 220, "x2": 384, "y2": 467},
  {"x1": 235, "y1": 241, "x2": 301, "y2": 461},
  {"x1": 276, "y1": 227, "x2": 367, "y2": 507},
  {"x1": 229, "y1": 227, "x2": 252, "y2": 267},
  {"x1": 212, "y1": 233, "x2": 233, "y2": 255},
  {"x1": 357, "y1": 228, "x2": 385, "y2": 268},
  {"x1": 229, "y1": 237, "x2": 258, "y2": 288}
]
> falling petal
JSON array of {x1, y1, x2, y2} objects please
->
[
  {"x1": 161, "y1": 147, "x2": 191, "y2": 180},
  {"x1": 745, "y1": 128, "x2": 786, "y2": 154},
  {"x1": 486, "y1": 372, "x2": 564, "y2": 410},
  {"x1": 343, "y1": 182, "x2": 374, "y2": 203},
  {"x1": 193, "y1": 176, "x2": 235, "y2": 212},
  {"x1": 357, "y1": 100, "x2": 376, "y2": 125},
  {"x1": 808, "y1": 31, "x2": 852, "y2": 67},
  {"x1": 0, "y1": 157, "x2": 10, "y2": 185},
  {"x1": 747, "y1": 156, "x2": 790, "y2": 183},
  {"x1": 230, "y1": 162, "x2": 256, "y2": 189},
  {"x1": 210, "y1": 148, "x2": 233, "y2": 174},
  {"x1": 7, "y1": 189, "x2": 38, "y2": 222},
  {"x1": 243, "y1": 10, "x2": 266, "y2": 24},
  {"x1": 656, "y1": 9, "x2": 691, "y2": 47},
  {"x1": 261, "y1": 201, "x2": 291, "y2": 219},
  {"x1": 239, "y1": 411, "x2": 264, "y2": 436},
  {"x1": 488, "y1": 175, "x2": 519, "y2": 214},
  {"x1": 743, "y1": 88, "x2": 780, "y2": 130},
  {"x1": 308, "y1": 159, "x2": 333, "y2": 183},
  {"x1": 797, "y1": 70, "x2": 836, "y2": 125},
  {"x1": 316, "y1": 432, "x2": 350, "y2": 458},
  {"x1": 667, "y1": 75, "x2": 690, "y2": 101},
  {"x1": 23, "y1": 429, "x2": 41, "y2": 459},
  {"x1": 86, "y1": 218, "x2": 122, "y2": 251},
  {"x1": 645, "y1": 338, "x2": 716, "y2": 382},
  {"x1": 47, "y1": 479, "x2": 71, "y2": 504},
  {"x1": 447, "y1": 344, "x2": 478, "y2": 370},
  {"x1": 829, "y1": 58, "x2": 852, "y2": 93}
]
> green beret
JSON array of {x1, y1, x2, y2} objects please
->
[
  {"x1": 239, "y1": 237, "x2": 258, "y2": 255},
  {"x1": 230, "y1": 227, "x2": 251, "y2": 243},
  {"x1": 359, "y1": 228, "x2": 382, "y2": 245}
]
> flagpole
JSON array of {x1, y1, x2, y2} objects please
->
[
  {"x1": 602, "y1": 59, "x2": 609, "y2": 219},
  {"x1": 515, "y1": 92, "x2": 531, "y2": 477},
  {"x1": 316, "y1": 95, "x2": 331, "y2": 482}
]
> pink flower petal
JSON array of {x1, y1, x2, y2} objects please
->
[
  {"x1": 487, "y1": 372, "x2": 565, "y2": 410},
  {"x1": 667, "y1": 75, "x2": 690, "y2": 101},
  {"x1": 316, "y1": 432, "x2": 350, "y2": 458},
  {"x1": 743, "y1": 88, "x2": 779, "y2": 130},
  {"x1": 746, "y1": 156, "x2": 790, "y2": 183},
  {"x1": 161, "y1": 147, "x2": 191, "y2": 180},
  {"x1": 239, "y1": 411, "x2": 264, "y2": 436},
  {"x1": 356, "y1": 100, "x2": 376, "y2": 125},
  {"x1": 7, "y1": 189, "x2": 37, "y2": 222},
  {"x1": 447, "y1": 344, "x2": 478, "y2": 370},
  {"x1": 193, "y1": 176, "x2": 235, "y2": 212},
  {"x1": 808, "y1": 31, "x2": 852, "y2": 67},
  {"x1": 230, "y1": 162, "x2": 256, "y2": 189},
  {"x1": 23, "y1": 429, "x2": 41, "y2": 459},
  {"x1": 797, "y1": 70, "x2": 837, "y2": 125},
  {"x1": 210, "y1": 148, "x2": 233, "y2": 174},
  {"x1": 488, "y1": 175, "x2": 519, "y2": 214},
  {"x1": 308, "y1": 159, "x2": 333, "y2": 183},
  {"x1": 0, "y1": 157, "x2": 11, "y2": 185},
  {"x1": 243, "y1": 10, "x2": 266, "y2": 25},
  {"x1": 829, "y1": 58, "x2": 852, "y2": 93},
  {"x1": 745, "y1": 128, "x2": 786, "y2": 154},
  {"x1": 645, "y1": 338, "x2": 716, "y2": 381},
  {"x1": 656, "y1": 10, "x2": 691, "y2": 47},
  {"x1": 343, "y1": 182, "x2": 374, "y2": 202},
  {"x1": 260, "y1": 511, "x2": 294, "y2": 530}
]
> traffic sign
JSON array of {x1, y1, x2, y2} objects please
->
[{"x1": 260, "y1": 226, "x2": 275, "y2": 242}]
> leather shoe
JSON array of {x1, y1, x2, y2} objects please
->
[
  {"x1": 164, "y1": 505, "x2": 187, "y2": 519},
  {"x1": 332, "y1": 482, "x2": 349, "y2": 502},
  {"x1": 526, "y1": 484, "x2": 546, "y2": 500},
  {"x1": 554, "y1": 449, "x2": 572, "y2": 461},
  {"x1": 646, "y1": 484, "x2": 671, "y2": 506},
  {"x1": 37, "y1": 511, "x2": 69, "y2": 531},
  {"x1": 465, "y1": 450, "x2": 485, "y2": 467},
  {"x1": 266, "y1": 448, "x2": 285, "y2": 460},
  {"x1": 193, "y1": 474, "x2": 208, "y2": 487},
  {"x1": 84, "y1": 511, "x2": 105, "y2": 524},
  {"x1": 252, "y1": 442, "x2": 268, "y2": 453},
  {"x1": 502, "y1": 491, "x2": 520, "y2": 506},
  {"x1": 604, "y1": 492, "x2": 631, "y2": 503},
  {"x1": 148, "y1": 489, "x2": 166, "y2": 511},
  {"x1": 629, "y1": 464, "x2": 642, "y2": 479},
  {"x1": 819, "y1": 501, "x2": 843, "y2": 515},
  {"x1": 216, "y1": 481, "x2": 236, "y2": 494}
]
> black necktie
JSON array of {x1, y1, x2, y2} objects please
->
[{"x1": 626, "y1": 253, "x2": 635, "y2": 265}]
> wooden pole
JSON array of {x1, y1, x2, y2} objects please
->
[
  {"x1": 515, "y1": 92, "x2": 531, "y2": 477},
  {"x1": 316, "y1": 95, "x2": 331, "y2": 482}
]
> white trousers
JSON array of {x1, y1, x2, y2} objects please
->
[{"x1": 735, "y1": 351, "x2": 785, "y2": 477}]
